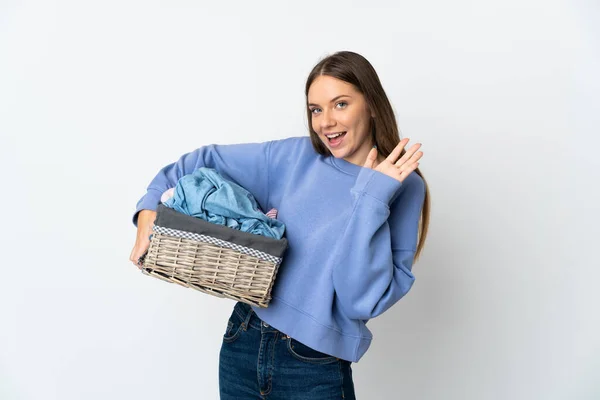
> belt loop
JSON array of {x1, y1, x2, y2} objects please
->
[{"x1": 242, "y1": 303, "x2": 253, "y2": 331}]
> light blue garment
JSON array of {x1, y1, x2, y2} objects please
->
[
  {"x1": 134, "y1": 137, "x2": 425, "y2": 363},
  {"x1": 163, "y1": 167, "x2": 285, "y2": 240}
]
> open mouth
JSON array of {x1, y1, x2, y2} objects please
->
[{"x1": 326, "y1": 132, "x2": 347, "y2": 142}]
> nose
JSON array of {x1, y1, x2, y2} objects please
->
[{"x1": 320, "y1": 109, "x2": 335, "y2": 131}]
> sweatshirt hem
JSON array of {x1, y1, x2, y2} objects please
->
[{"x1": 251, "y1": 296, "x2": 372, "y2": 363}]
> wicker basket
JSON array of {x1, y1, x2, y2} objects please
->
[{"x1": 138, "y1": 204, "x2": 288, "y2": 308}]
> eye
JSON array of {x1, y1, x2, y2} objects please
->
[
  {"x1": 310, "y1": 107, "x2": 321, "y2": 115},
  {"x1": 336, "y1": 101, "x2": 348, "y2": 109}
]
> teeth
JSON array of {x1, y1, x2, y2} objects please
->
[{"x1": 326, "y1": 132, "x2": 345, "y2": 138}]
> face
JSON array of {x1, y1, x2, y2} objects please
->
[{"x1": 308, "y1": 75, "x2": 376, "y2": 166}]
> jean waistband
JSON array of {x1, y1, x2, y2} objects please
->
[{"x1": 234, "y1": 301, "x2": 284, "y2": 334}]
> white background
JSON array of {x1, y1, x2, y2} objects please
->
[{"x1": 1, "y1": 0, "x2": 598, "y2": 399}]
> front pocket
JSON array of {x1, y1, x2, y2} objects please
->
[
  {"x1": 225, "y1": 320, "x2": 233, "y2": 336},
  {"x1": 286, "y1": 337, "x2": 338, "y2": 364},
  {"x1": 223, "y1": 310, "x2": 245, "y2": 344}
]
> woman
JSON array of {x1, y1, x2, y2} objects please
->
[{"x1": 130, "y1": 50, "x2": 430, "y2": 399}]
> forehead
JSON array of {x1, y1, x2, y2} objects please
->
[{"x1": 308, "y1": 75, "x2": 359, "y2": 100}]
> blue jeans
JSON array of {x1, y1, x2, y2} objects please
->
[{"x1": 219, "y1": 301, "x2": 357, "y2": 399}]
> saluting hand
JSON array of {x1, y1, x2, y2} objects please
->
[{"x1": 363, "y1": 138, "x2": 423, "y2": 183}]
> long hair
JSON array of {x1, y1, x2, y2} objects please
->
[{"x1": 304, "y1": 51, "x2": 430, "y2": 262}]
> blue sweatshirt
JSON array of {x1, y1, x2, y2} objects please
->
[{"x1": 133, "y1": 136, "x2": 425, "y2": 363}]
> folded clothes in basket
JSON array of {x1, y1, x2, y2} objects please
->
[
  {"x1": 161, "y1": 167, "x2": 286, "y2": 240},
  {"x1": 161, "y1": 188, "x2": 279, "y2": 219}
]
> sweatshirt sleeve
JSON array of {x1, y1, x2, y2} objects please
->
[
  {"x1": 132, "y1": 141, "x2": 272, "y2": 227},
  {"x1": 331, "y1": 167, "x2": 425, "y2": 320}
]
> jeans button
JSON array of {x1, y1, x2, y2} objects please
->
[{"x1": 262, "y1": 321, "x2": 269, "y2": 328}]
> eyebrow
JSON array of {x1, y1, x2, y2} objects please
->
[{"x1": 308, "y1": 94, "x2": 352, "y2": 107}]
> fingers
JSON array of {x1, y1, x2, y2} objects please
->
[
  {"x1": 395, "y1": 142, "x2": 423, "y2": 167},
  {"x1": 399, "y1": 162, "x2": 420, "y2": 181},
  {"x1": 130, "y1": 238, "x2": 150, "y2": 269},
  {"x1": 363, "y1": 147, "x2": 378, "y2": 169},
  {"x1": 131, "y1": 211, "x2": 157, "y2": 269},
  {"x1": 386, "y1": 138, "x2": 409, "y2": 164}
]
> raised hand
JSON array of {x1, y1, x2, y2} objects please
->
[{"x1": 363, "y1": 138, "x2": 423, "y2": 183}]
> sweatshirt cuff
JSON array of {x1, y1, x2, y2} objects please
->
[
  {"x1": 352, "y1": 167, "x2": 403, "y2": 205},
  {"x1": 132, "y1": 189, "x2": 163, "y2": 227}
]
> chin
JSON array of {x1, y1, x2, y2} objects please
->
[{"x1": 330, "y1": 149, "x2": 349, "y2": 159}]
